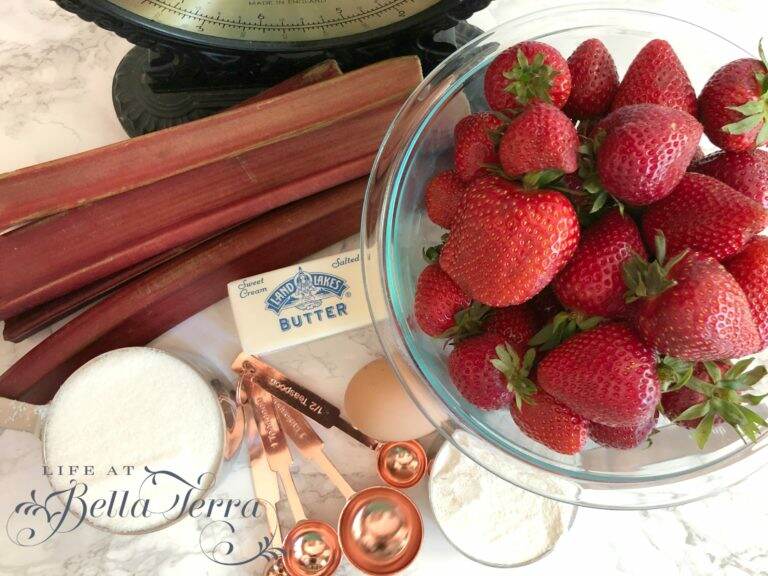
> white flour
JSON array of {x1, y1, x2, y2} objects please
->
[
  {"x1": 430, "y1": 431, "x2": 573, "y2": 566},
  {"x1": 44, "y1": 348, "x2": 224, "y2": 533}
]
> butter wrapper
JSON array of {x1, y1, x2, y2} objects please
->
[{"x1": 227, "y1": 250, "x2": 371, "y2": 355}]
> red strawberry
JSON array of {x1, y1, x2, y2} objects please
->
[
  {"x1": 536, "y1": 323, "x2": 660, "y2": 427},
  {"x1": 563, "y1": 38, "x2": 619, "y2": 120},
  {"x1": 439, "y1": 176, "x2": 579, "y2": 307},
  {"x1": 589, "y1": 413, "x2": 658, "y2": 450},
  {"x1": 595, "y1": 104, "x2": 703, "y2": 205},
  {"x1": 453, "y1": 113, "x2": 504, "y2": 182},
  {"x1": 659, "y1": 359, "x2": 767, "y2": 448},
  {"x1": 725, "y1": 236, "x2": 768, "y2": 348},
  {"x1": 484, "y1": 41, "x2": 571, "y2": 112},
  {"x1": 414, "y1": 264, "x2": 471, "y2": 337},
  {"x1": 691, "y1": 149, "x2": 768, "y2": 209},
  {"x1": 698, "y1": 47, "x2": 768, "y2": 151},
  {"x1": 625, "y1": 241, "x2": 761, "y2": 361},
  {"x1": 511, "y1": 390, "x2": 589, "y2": 455},
  {"x1": 498, "y1": 102, "x2": 579, "y2": 176},
  {"x1": 448, "y1": 334, "x2": 535, "y2": 410},
  {"x1": 553, "y1": 210, "x2": 646, "y2": 317},
  {"x1": 641, "y1": 173, "x2": 768, "y2": 261},
  {"x1": 611, "y1": 39, "x2": 697, "y2": 115},
  {"x1": 425, "y1": 170, "x2": 465, "y2": 229},
  {"x1": 484, "y1": 304, "x2": 541, "y2": 348}
]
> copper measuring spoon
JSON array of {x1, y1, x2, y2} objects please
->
[
  {"x1": 375, "y1": 441, "x2": 428, "y2": 490},
  {"x1": 274, "y1": 400, "x2": 424, "y2": 575},
  {"x1": 248, "y1": 378, "x2": 342, "y2": 576},
  {"x1": 236, "y1": 356, "x2": 429, "y2": 489},
  {"x1": 243, "y1": 402, "x2": 282, "y2": 547}
]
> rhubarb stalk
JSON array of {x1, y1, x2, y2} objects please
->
[
  {"x1": 0, "y1": 56, "x2": 420, "y2": 229},
  {"x1": 2, "y1": 240, "x2": 197, "y2": 342},
  {"x1": 0, "y1": 97, "x2": 407, "y2": 319},
  {"x1": 0, "y1": 178, "x2": 367, "y2": 404},
  {"x1": 1, "y1": 60, "x2": 345, "y2": 340},
  {"x1": 232, "y1": 59, "x2": 342, "y2": 107}
]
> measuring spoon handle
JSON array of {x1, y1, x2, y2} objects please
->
[
  {"x1": 0, "y1": 397, "x2": 43, "y2": 437},
  {"x1": 275, "y1": 401, "x2": 356, "y2": 500},
  {"x1": 276, "y1": 466, "x2": 307, "y2": 524},
  {"x1": 239, "y1": 356, "x2": 379, "y2": 450},
  {"x1": 311, "y1": 449, "x2": 356, "y2": 501},
  {"x1": 246, "y1": 388, "x2": 308, "y2": 526}
]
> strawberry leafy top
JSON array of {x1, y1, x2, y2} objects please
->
[
  {"x1": 441, "y1": 301, "x2": 491, "y2": 344},
  {"x1": 568, "y1": 131, "x2": 625, "y2": 219},
  {"x1": 503, "y1": 50, "x2": 560, "y2": 107},
  {"x1": 623, "y1": 231, "x2": 689, "y2": 302},
  {"x1": 422, "y1": 232, "x2": 449, "y2": 263},
  {"x1": 659, "y1": 355, "x2": 768, "y2": 448},
  {"x1": 528, "y1": 310, "x2": 604, "y2": 351},
  {"x1": 491, "y1": 344, "x2": 537, "y2": 410}
]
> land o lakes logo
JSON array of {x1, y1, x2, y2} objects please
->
[{"x1": 265, "y1": 267, "x2": 350, "y2": 332}]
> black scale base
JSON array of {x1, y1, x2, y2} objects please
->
[{"x1": 112, "y1": 22, "x2": 483, "y2": 137}]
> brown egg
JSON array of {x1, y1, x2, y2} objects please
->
[{"x1": 344, "y1": 358, "x2": 434, "y2": 442}]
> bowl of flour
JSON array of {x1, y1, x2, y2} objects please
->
[{"x1": 428, "y1": 431, "x2": 576, "y2": 568}]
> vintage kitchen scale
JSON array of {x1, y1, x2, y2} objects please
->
[{"x1": 54, "y1": 0, "x2": 491, "y2": 136}]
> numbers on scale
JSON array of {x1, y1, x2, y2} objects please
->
[{"x1": 112, "y1": 0, "x2": 436, "y2": 41}]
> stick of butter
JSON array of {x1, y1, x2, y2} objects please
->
[{"x1": 227, "y1": 249, "x2": 371, "y2": 355}]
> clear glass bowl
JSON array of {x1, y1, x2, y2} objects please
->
[{"x1": 362, "y1": 5, "x2": 768, "y2": 509}]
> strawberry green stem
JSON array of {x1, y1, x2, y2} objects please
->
[
  {"x1": 623, "y1": 232, "x2": 688, "y2": 303},
  {"x1": 491, "y1": 344, "x2": 537, "y2": 410},
  {"x1": 572, "y1": 133, "x2": 624, "y2": 218},
  {"x1": 502, "y1": 50, "x2": 559, "y2": 107},
  {"x1": 441, "y1": 301, "x2": 491, "y2": 344},
  {"x1": 659, "y1": 355, "x2": 768, "y2": 448},
  {"x1": 422, "y1": 232, "x2": 449, "y2": 263},
  {"x1": 528, "y1": 310, "x2": 604, "y2": 351},
  {"x1": 482, "y1": 164, "x2": 570, "y2": 193}
]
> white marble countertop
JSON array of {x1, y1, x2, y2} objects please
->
[{"x1": 2, "y1": 1, "x2": 768, "y2": 575}]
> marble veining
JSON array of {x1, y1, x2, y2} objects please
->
[{"x1": 1, "y1": 0, "x2": 768, "y2": 575}]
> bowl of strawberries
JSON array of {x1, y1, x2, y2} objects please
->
[{"x1": 362, "y1": 5, "x2": 768, "y2": 508}]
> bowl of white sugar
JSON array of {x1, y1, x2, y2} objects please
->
[
  {"x1": 428, "y1": 431, "x2": 577, "y2": 568},
  {"x1": 34, "y1": 347, "x2": 228, "y2": 534}
]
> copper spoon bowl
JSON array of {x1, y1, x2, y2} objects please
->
[
  {"x1": 376, "y1": 440, "x2": 428, "y2": 489},
  {"x1": 283, "y1": 521, "x2": 343, "y2": 576},
  {"x1": 338, "y1": 486, "x2": 423, "y2": 575}
]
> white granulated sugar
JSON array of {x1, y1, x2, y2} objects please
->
[
  {"x1": 44, "y1": 348, "x2": 223, "y2": 533},
  {"x1": 430, "y1": 431, "x2": 572, "y2": 566}
]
